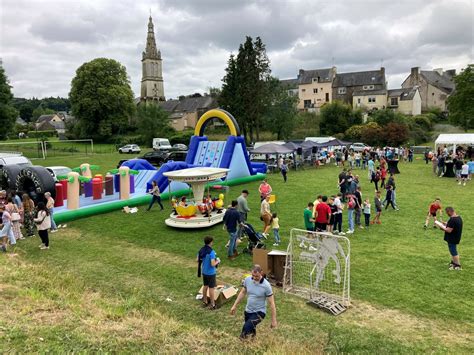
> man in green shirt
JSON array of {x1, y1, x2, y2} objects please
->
[{"x1": 304, "y1": 202, "x2": 315, "y2": 231}]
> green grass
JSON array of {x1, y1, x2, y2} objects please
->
[{"x1": 1, "y1": 155, "x2": 473, "y2": 352}]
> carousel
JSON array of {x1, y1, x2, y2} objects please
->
[{"x1": 163, "y1": 167, "x2": 230, "y2": 228}]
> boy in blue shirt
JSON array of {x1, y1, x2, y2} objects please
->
[{"x1": 197, "y1": 236, "x2": 220, "y2": 310}]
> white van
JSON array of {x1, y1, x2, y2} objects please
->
[
  {"x1": 0, "y1": 153, "x2": 32, "y2": 167},
  {"x1": 153, "y1": 138, "x2": 172, "y2": 151}
]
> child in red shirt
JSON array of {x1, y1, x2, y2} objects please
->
[{"x1": 424, "y1": 198, "x2": 442, "y2": 229}]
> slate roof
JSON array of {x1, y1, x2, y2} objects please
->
[
  {"x1": 37, "y1": 114, "x2": 56, "y2": 123},
  {"x1": 159, "y1": 96, "x2": 217, "y2": 115},
  {"x1": 387, "y1": 87, "x2": 418, "y2": 100},
  {"x1": 298, "y1": 68, "x2": 335, "y2": 84},
  {"x1": 16, "y1": 117, "x2": 27, "y2": 126},
  {"x1": 333, "y1": 69, "x2": 385, "y2": 88},
  {"x1": 352, "y1": 89, "x2": 387, "y2": 96},
  {"x1": 420, "y1": 71, "x2": 455, "y2": 93},
  {"x1": 280, "y1": 78, "x2": 298, "y2": 89}
]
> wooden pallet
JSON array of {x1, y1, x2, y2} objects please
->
[{"x1": 307, "y1": 294, "x2": 347, "y2": 315}]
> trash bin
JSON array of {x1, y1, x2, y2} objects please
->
[
  {"x1": 92, "y1": 177, "x2": 102, "y2": 200},
  {"x1": 59, "y1": 179, "x2": 68, "y2": 200},
  {"x1": 84, "y1": 180, "x2": 93, "y2": 198},
  {"x1": 54, "y1": 183, "x2": 64, "y2": 207},
  {"x1": 105, "y1": 175, "x2": 114, "y2": 196}
]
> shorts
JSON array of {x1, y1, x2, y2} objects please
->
[
  {"x1": 315, "y1": 222, "x2": 327, "y2": 231},
  {"x1": 455, "y1": 169, "x2": 462, "y2": 178},
  {"x1": 447, "y1": 243, "x2": 458, "y2": 257},
  {"x1": 202, "y1": 274, "x2": 216, "y2": 288},
  {"x1": 329, "y1": 215, "x2": 335, "y2": 225},
  {"x1": 461, "y1": 174, "x2": 468, "y2": 179},
  {"x1": 430, "y1": 212, "x2": 437, "y2": 217},
  {"x1": 376, "y1": 208, "x2": 382, "y2": 213},
  {"x1": 261, "y1": 214, "x2": 272, "y2": 226}
]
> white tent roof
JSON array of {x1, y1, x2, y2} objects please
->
[{"x1": 435, "y1": 134, "x2": 474, "y2": 146}]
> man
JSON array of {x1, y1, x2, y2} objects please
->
[
  {"x1": 312, "y1": 195, "x2": 322, "y2": 217},
  {"x1": 44, "y1": 192, "x2": 58, "y2": 232},
  {"x1": 436, "y1": 207, "x2": 463, "y2": 270},
  {"x1": 230, "y1": 265, "x2": 277, "y2": 339},
  {"x1": 314, "y1": 195, "x2": 331, "y2": 231},
  {"x1": 461, "y1": 161, "x2": 469, "y2": 186},
  {"x1": 304, "y1": 202, "x2": 315, "y2": 231},
  {"x1": 223, "y1": 200, "x2": 243, "y2": 260},
  {"x1": 424, "y1": 198, "x2": 442, "y2": 229},
  {"x1": 367, "y1": 157, "x2": 375, "y2": 181},
  {"x1": 260, "y1": 195, "x2": 272, "y2": 237},
  {"x1": 454, "y1": 156, "x2": 464, "y2": 183},
  {"x1": 338, "y1": 169, "x2": 347, "y2": 202},
  {"x1": 332, "y1": 193, "x2": 344, "y2": 235},
  {"x1": 237, "y1": 190, "x2": 251, "y2": 238},
  {"x1": 196, "y1": 236, "x2": 220, "y2": 309}
]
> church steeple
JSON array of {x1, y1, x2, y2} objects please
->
[{"x1": 141, "y1": 15, "x2": 165, "y2": 102}]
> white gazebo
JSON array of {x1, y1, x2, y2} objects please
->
[{"x1": 434, "y1": 134, "x2": 474, "y2": 152}]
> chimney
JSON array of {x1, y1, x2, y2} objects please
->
[
  {"x1": 380, "y1": 67, "x2": 385, "y2": 76},
  {"x1": 433, "y1": 68, "x2": 443, "y2": 75},
  {"x1": 445, "y1": 69, "x2": 456, "y2": 77},
  {"x1": 410, "y1": 67, "x2": 419, "y2": 85}
]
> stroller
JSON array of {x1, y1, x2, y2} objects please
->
[{"x1": 241, "y1": 223, "x2": 266, "y2": 254}]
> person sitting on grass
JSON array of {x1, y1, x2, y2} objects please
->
[
  {"x1": 371, "y1": 190, "x2": 382, "y2": 225},
  {"x1": 0, "y1": 204, "x2": 16, "y2": 253},
  {"x1": 196, "y1": 236, "x2": 220, "y2": 310},
  {"x1": 424, "y1": 198, "x2": 442, "y2": 229}
]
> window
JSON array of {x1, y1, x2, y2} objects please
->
[
  {"x1": 338, "y1": 87, "x2": 346, "y2": 94},
  {"x1": 325, "y1": 93, "x2": 329, "y2": 102},
  {"x1": 368, "y1": 97, "x2": 376, "y2": 103},
  {"x1": 357, "y1": 98, "x2": 361, "y2": 104},
  {"x1": 390, "y1": 97, "x2": 398, "y2": 106},
  {"x1": 312, "y1": 78, "x2": 318, "y2": 82},
  {"x1": 321, "y1": 88, "x2": 323, "y2": 91},
  {"x1": 304, "y1": 99, "x2": 312, "y2": 108},
  {"x1": 313, "y1": 88, "x2": 318, "y2": 94},
  {"x1": 302, "y1": 89, "x2": 306, "y2": 92},
  {"x1": 363, "y1": 85, "x2": 375, "y2": 90}
]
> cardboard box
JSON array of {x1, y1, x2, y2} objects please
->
[
  {"x1": 252, "y1": 248, "x2": 270, "y2": 274},
  {"x1": 268, "y1": 250, "x2": 289, "y2": 282},
  {"x1": 198, "y1": 282, "x2": 238, "y2": 307}
]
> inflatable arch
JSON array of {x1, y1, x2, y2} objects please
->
[{"x1": 194, "y1": 109, "x2": 240, "y2": 137}]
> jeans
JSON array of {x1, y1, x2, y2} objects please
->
[
  {"x1": 241, "y1": 311, "x2": 266, "y2": 338},
  {"x1": 347, "y1": 209, "x2": 354, "y2": 231},
  {"x1": 333, "y1": 213, "x2": 342, "y2": 232},
  {"x1": 228, "y1": 231, "x2": 238, "y2": 257},
  {"x1": 1, "y1": 221, "x2": 16, "y2": 245},
  {"x1": 49, "y1": 208, "x2": 57, "y2": 230},
  {"x1": 355, "y1": 208, "x2": 361, "y2": 226},
  {"x1": 392, "y1": 189, "x2": 397, "y2": 207},
  {"x1": 273, "y1": 228, "x2": 280, "y2": 244},
  {"x1": 147, "y1": 195, "x2": 164, "y2": 210},
  {"x1": 364, "y1": 213, "x2": 370, "y2": 226},
  {"x1": 356, "y1": 159, "x2": 360, "y2": 167}
]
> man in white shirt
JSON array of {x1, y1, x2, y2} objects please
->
[{"x1": 461, "y1": 161, "x2": 469, "y2": 186}]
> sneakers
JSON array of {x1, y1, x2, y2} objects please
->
[
  {"x1": 308, "y1": 245, "x2": 318, "y2": 252},
  {"x1": 449, "y1": 263, "x2": 462, "y2": 270},
  {"x1": 339, "y1": 231, "x2": 346, "y2": 236},
  {"x1": 1, "y1": 245, "x2": 6, "y2": 252},
  {"x1": 458, "y1": 181, "x2": 462, "y2": 185},
  {"x1": 51, "y1": 229, "x2": 58, "y2": 233},
  {"x1": 273, "y1": 243, "x2": 280, "y2": 246},
  {"x1": 423, "y1": 224, "x2": 427, "y2": 229},
  {"x1": 40, "y1": 246, "x2": 49, "y2": 250},
  {"x1": 38, "y1": 244, "x2": 45, "y2": 248},
  {"x1": 376, "y1": 221, "x2": 381, "y2": 224},
  {"x1": 359, "y1": 226, "x2": 364, "y2": 229},
  {"x1": 346, "y1": 230, "x2": 354, "y2": 234},
  {"x1": 463, "y1": 182, "x2": 466, "y2": 186}
]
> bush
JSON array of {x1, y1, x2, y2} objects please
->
[
  {"x1": 169, "y1": 130, "x2": 194, "y2": 146},
  {"x1": 28, "y1": 130, "x2": 57, "y2": 138}
]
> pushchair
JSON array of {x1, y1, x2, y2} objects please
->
[{"x1": 241, "y1": 223, "x2": 266, "y2": 254}]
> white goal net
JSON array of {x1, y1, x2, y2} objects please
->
[{"x1": 283, "y1": 228, "x2": 350, "y2": 315}]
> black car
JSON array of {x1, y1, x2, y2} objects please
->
[{"x1": 117, "y1": 151, "x2": 188, "y2": 168}]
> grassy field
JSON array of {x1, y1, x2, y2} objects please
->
[{"x1": 0, "y1": 154, "x2": 473, "y2": 353}]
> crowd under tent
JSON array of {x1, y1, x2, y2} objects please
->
[{"x1": 434, "y1": 134, "x2": 474, "y2": 152}]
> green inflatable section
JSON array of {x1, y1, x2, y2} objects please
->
[{"x1": 54, "y1": 173, "x2": 266, "y2": 224}]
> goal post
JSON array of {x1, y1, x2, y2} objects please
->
[
  {"x1": 43, "y1": 139, "x2": 94, "y2": 157},
  {"x1": 283, "y1": 228, "x2": 351, "y2": 315},
  {"x1": 0, "y1": 141, "x2": 46, "y2": 160}
]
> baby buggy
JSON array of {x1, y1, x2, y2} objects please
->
[{"x1": 241, "y1": 223, "x2": 266, "y2": 254}]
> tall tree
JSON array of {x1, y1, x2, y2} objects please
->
[
  {"x1": 264, "y1": 77, "x2": 298, "y2": 139},
  {"x1": 220, "y1": 36, "x2": 271, "y2": 143},
  {"x1": 0, "y1": 66, "x2": 18, "y2": 139},
  {"x1": 136, "y1": 104, "x2": 174, "y2": 147},
  {"x1": 69, "y1": 58, "x2": 135, "y2": 141},
  {"x1": 319, "y1": 101, "x2": 362, "y2": 135},
  {"x1": 447, "y1": 64, "x2": 474, "y2": 131}
]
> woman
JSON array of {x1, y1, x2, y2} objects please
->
[
  {"x1": 5, "y1": 197, "x2": 24, "y2": 240},
  {"x1": 22, "y1": 194, "x2": 36, "y2": 237},
  {"x1": 147, "y1": 181, "x2": 164, "y2": 211},
  {"x1": 34, "y1": 202, "x2": 51, "y2": 250},
  {"x1": 0, "y1": 204, "x2": 16, "y2": 252},
  {"x1": 258, "y1": 179, "x2": 272, "y2": 201}
]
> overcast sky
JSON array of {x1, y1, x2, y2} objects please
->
[{"x1": 0, "y1": 0, "x2": 472, "y2": 99}]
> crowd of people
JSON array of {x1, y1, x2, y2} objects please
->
[
  {"x1": 426, "y1": 145, "x2": 474, "y2": 186},
  {"x1": 0, "y1": 189, "x2": 58, "y2": 253}
]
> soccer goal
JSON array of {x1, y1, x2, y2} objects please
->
[
  {"x1": 0, "y1": 141, "x2": 46, "y2": 160},
  {"x1": 43, "y1": 139, "x2": 94, "y2": 157},
  {"x1": 283, "y1": 228, "x2": 351, "y2": 315}
]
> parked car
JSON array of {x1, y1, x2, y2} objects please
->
[
  {"x1": 0, "y1": 154, "x2": 32, "y2": 167},
  {"x1": 46, "y1": 166, "x2": 72, "y2": 181},
  {"x1": 153, "y1": 138, "x2": 172, "y2": 151},
  {"x1": 349, "y1": 143, "x2": 370, "y2": 152},
  {"x1": 117, "y1": 150, "x2": 188, "y2": 168},
  {"x1": 172, "y1": 143, "x2": 188, "y2": 151},
  {"x1": 138, "y1": 151, "x2": 168, "y2": 166},
  {"x1": 118, "y1": 144, "x2": 141, "y2": 154}
]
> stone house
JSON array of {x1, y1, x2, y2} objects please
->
[
  {"x1": 401, "y1": 67, "x2": 455, "y2": 112},
  {"x1": 352, "y1": 89, "x2": 387, "y2": 111},
  {"x1": 332, "y1": 68, "x2": 387, "y2": 106},
  {"x1": 295, "y1": 67, "x2": 336, "y2": 111},
  {"x1": 387, "y1": 87, "x2": 422, "y2": 116}
]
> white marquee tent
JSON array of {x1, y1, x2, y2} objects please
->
[{"x1": 434, "y1": 133, "x2": 474, "y2": 151}]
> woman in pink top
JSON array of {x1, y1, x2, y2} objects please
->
[{"x1": 258, "y1": 179, "x2": 272, "y2": 202}]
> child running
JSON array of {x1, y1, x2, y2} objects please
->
[
  {"x1": 271, "y1": 213, "x2": 280, "y2": 246},
  {"x1": 424, "y1": 198, "x2": 442, "y2": 229}
]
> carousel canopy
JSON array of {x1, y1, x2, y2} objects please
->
[{"x1": 163, "y1": 167, "x2": 229, "y2": 182}]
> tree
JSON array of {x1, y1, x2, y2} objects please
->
[
  {"x1": 136, "y1": 104, "x2": 174, "y2": 147},
  {"x1": 447, "y1": 64, "x2": 474, "y2": 131},
  {"x1": 264, "y1": 77, "x2": 298, "y2": 140},
  {"x1": 370, "y1": 108, "x2": 406, "y2": 126},
  {"x1": 220, "y1": 36, "x2": 271, "y2": 143},
  {"x1": 360, "y1": 122, "x2": 383, "y2": 146},
  {"x1": 0, "y1": 66, "x2": 18, "y2": 140},
  {"x1": 319, "y1": 101, "x2": 362, "y2": 135},
  {"x1": 382, "y1": 122, "x2": 409, "y2": 146},
  {"x1": 32, "y1": 106, "x2": 55, "y2": 121},
  {"x1": 69, "y1": 58, "x2": 135, "y2": 141}
]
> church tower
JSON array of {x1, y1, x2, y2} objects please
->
[{"x1": 140, "y1": 16, "x2": 165, "y2": 102}]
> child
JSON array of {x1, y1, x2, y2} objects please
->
[
  {"x1": 0, "y1": 204, "x2": 16, "y2": 253},
  {"x1": 424, "y1": 198, "x2": 442, "y2": 229},
  {"x1": 34, "y1": 202, "x2": 51, "y2": 250},
  {"x1": 363, "y1": 198, "x2": 371, "y2": 227},
  {"x1": 280, "y1": 162, "x2": 288, "y2": 183},
  {"x1": 271, "y1": 213, "x2": 280, "y2": 246},
  {"x1": 372, "y1": 190, "x2": 382, "y2": 224},
  {"x1": 346, "y1": 194, "x2": 355, "y2": 234},
  {"x1": 461, "y1": 161, "x2": 469, "y2": 186},
  {"x1": 328, "y1": 196, "x2": 337, "y2": 233},
  {"x1": 384, "y1": 185, "x2": 397, "y2": 210}
]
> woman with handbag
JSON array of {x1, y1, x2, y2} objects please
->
[
  {"x1": 34, "y1": 202, "x2": 51, "y2": 250},
  {"x1": 22, "y1": 194, "x2": 36, "y2": 238},
  {"x1": 6, "y1": 197, "x2": 24, "y2": 240}
]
